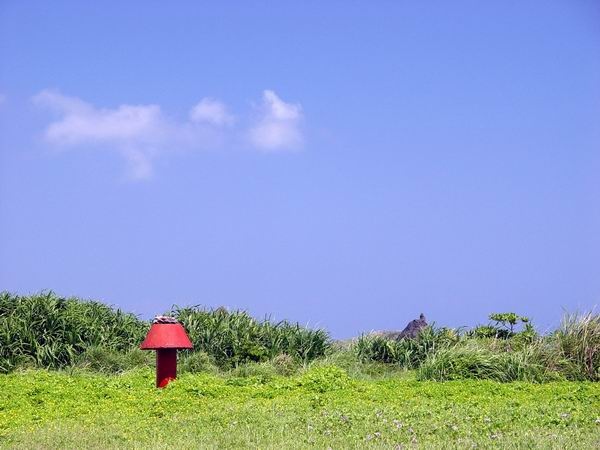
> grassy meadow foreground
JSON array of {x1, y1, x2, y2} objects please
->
[
  {"x1": 1, "y1": 368, "x2": 599, "y2": 449},
  {"x1": 1, "y1": 292, "x2": 599, "y2": 448}
]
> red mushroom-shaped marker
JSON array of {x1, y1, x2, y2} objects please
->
[{"x1": 140, "y1": 316, "x2": 193, "y2": 388}]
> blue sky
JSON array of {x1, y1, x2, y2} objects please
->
[{"x1": 1, "y1": 1, "x2": 599, "y2": 337}]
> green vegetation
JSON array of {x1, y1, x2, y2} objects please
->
[
  {"x1": 1, "y1": 292, "x2": 599, "y2": 447},
  {"x1": 556, "y1": 311, "x2": 600, "y2": 381},
  {"x1": 416, "y1": 342, "x2": 557, "y2": 383},
  {"x1": 1, "y1": 292, "x2": 599, "y2": 383},
  {"x1": 0, "y1": 292, "x2": 329, "y2": 374},
  {"x1": 0, "y1": 291, "x2": 146, "y2": 373},
  {"x1": 0, "y1": 368, "x2": 598, "y2": 449},
  {"x1": 172, "y1": 305, "x2": 330, "y2": 368},
  {"x1": 356, "y1": 327, "x2": 459, "y2": 368}
]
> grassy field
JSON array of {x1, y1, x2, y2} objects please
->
[
  {"x1": 1, "y1": 367, "x2": 599, "y2": 449},
  {"x1": 2, "y1": 293, "x2": 599, "y2": 448}
]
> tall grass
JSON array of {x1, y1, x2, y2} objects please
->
[
  {"x1": 554, "y1": 311, "x2": 600, "y2": 381},
  {"x1": 416, "y1": 341, "x2": 559, "y2": 382},
  {"x1": 1, "y1": 291, "x2": 598, "y2": 382},
  {"x1": 355, "y1": 326, "x2": 460, "y2": 369},
  {"x1": 172, "y1": 306, "x2": 330, "y2": 368},
  {"x1": 0, "y1": 293, "x2": 330, "y2": 373},
  {"x1": 416, "y1": 313, "x2": 600, "y2": 382},
  {"x1": 356, "y1": 314, "x2": 600, "y2": 382},
  {"x1": 0, "y1": 291, "x2": 147, "y2": 372}
]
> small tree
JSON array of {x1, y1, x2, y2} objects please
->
[{"x1": 488, "y1": 312, "x2": 530, "y2": 335}]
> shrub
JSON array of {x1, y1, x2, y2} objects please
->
[
  {"x1": 298, "y1": 365, "x2": 352, "y2": 393},
  {"x1": 489, "y1": 312, "x2": 530, "y2": 335},
  {"x1": 417, "y1": 342, "x2": 560, "y2": 382},
  {"x1": 180, "y1": 351, "x2": 218, "y2": 374},
  {"x1": 553, "y1": 312, "x2": 600, "y2": 381},
  {"x1": 271, "y1": 353, "x2": 297, "y2": 376},
  {"x1": 229, "y1": 361, "x2": 277, "y2": 382},
  {"x1": 171, "y1": 306, "x2": 330, "y2": 368},
  {"x1": 356, "y1": 326, "x2": 459, "y2": 368},
  {"x1": 76, "y1": 347, "x2": 153, "y2": 374},
  {"x1": 511, "y1": 322, "x2": 538, "y2": 349},
  {"x1": 469, "y1": 313, "x2": 531, "y2": 340},
  {"x1": 469, "y1": 325, "x2": 511, "y2": 340},
  {"x1": 0, "y1": 291, "x2": 148, "y2": 373}
]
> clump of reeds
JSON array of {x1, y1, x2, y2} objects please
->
[
  {"x1": 355, "y1": 326, "x2": 460, "y2": 369},
  {"x1": 172, "y1": 305, "x2": 330, "y2": 368},
  {"x1": 0, "y1": 291, "x2": 147, "y2": 373},
  {"x1": 553, "y1": 311, "x2": 600, "y2": 381}
]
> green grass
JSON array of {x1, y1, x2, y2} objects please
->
[
  {"x1": 0, "y1": 292, "x2": 330, "y2": 373},
  {"x1": 0, "y1": 291, "x2": 147, "y2": 372},
  {"x1": 1, "y1": 293, "x2": 599, "y2": 447},
  {"x1": 173, "y1": 305, "x2": 330, "y2": 368},
  {"x1": 1, "y1": 368, "x2": 599, "y2": 449}
]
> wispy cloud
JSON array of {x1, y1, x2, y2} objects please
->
[
  {"x1": 190, "y1": 98, "x2": 234, "y2": 126},
  {"x1": 248, "y1": 90, "x2": 303, "y2": 151},
  {"x1": 33, "y1": 90, "x2": 228, "y2": 180},
  {"x1": 33, "y1": 89, "x2": 305, "y2": 180}
]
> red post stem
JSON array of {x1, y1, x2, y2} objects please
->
[{"x1": 156, "y1": 348, "x2": 177, "y2": 388}]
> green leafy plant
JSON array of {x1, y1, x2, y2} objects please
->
[
  {"x1": 180, "y1": 351, "x2": 218, "y2": 374},
  {"x1": 0, "y1": 291, "x2": 148, "y2": 373},
  {"x1": 553, "y1": 312, "x2": 600, "y2": 381},
  {"x1": 76, "y1": 346, "x2": 153, "y2": 373},
  {"x1": 172, "y1": 305, "x2": 330, "y2": 368},
  {"x1": 489, "y1": 312, "x2": 530, "y2": 335},
  {"x1": 416, "y1": 341, "x2": 560, "y2": 382},
  {"x1": 355, "y1": 326, "x2": 460, "y2": 368}
]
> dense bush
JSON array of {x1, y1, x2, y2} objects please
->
[
  {"x1": 297, "y1": 365, "x2": 353, "y2": 393},
  {"x1": 271, "y1": 353, "x2": 298, "y2": 376},
  {"x1": 1, "y1": 291, "x2": 598, "y2": 383},
  {"x1": 357, "y1": 313, "x2": 600, "y2": 382},
  {"x1": 554, "y1": 312, "x2": 600, "y2": 381},
  {"x1": 355, "y1": 326, "x2": 460, "y2": 369},
  {"x1": 0, "y1": 291, "x2": 148, "y2": 373},
  {"x1": 416, "y1": 342, "x2": 559, "y2": 382},
  {"x1": 75, "y1": 346, "x2": 153, "y2": 374},
  {"x1": 179, "y1": 351, "x2": 218, "y2": 375},
  {"x1": 469, "y1": 312, "x2": 532, "y2": 340},
  {"x1": 0, "y1": 292, "x2": 329, "y2": 373},
  {"x1": 172, "y1": 305, "x2": 330, "y2": 368}
]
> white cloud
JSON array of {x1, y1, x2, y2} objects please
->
[
  {"x1": 33, "y1": 90, "x2": 222, "y2": 180},
  {"x1": 190, "y1": 98, "x2": 234, "y2": 126},
  {"x1": 33, "y1": 89, "x2": 306, "y2": 180},
  {"x1": 248, "y1": 90, "x2": 303, "y2": 151}
]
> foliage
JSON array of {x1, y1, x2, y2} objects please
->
[
  {"x1": 307, "y1": 344, "x2": 407, "y2": 380},
  {"x1": 179, "y1": 351, "x2": 218, "y2": 375},
  {"x1": 172, "y1": 305, "x2": 330, "y2": 368},
  {"x1": 0, "y1": 370, "x2": 599, "y2": 449},
  {"x1": 271, "y1": 353, "x2": 298, "y2": 376},
  {"x1": 1, "y1": 292, "x2": 598, "y2": 383},
  {"x1": 470, "y1": 324, "x2": 511, "y2": 339},
  {"x1": 0, "y1": 291, "x2": 148, "y2": 373},
  {"x1": 470, "y1": 312, "x2": 531, "y2": 339},
  {"x1": 0, "y1": 292, "x2": 328, "y2": 374},
  {"x1": 489, "y1": 312, "x2": 530, "y2": 335},
  {"x1": 229, "y1": 361, "x2": 277, "y2": 382},
  {"x1": 355, "y1": 326, "x2": 460, "y2": 368},
  {"x1": 297, "y1": 365, "x2": 353, "y2": 393},
  {"x1": 554, "y1": 312, "x2": 600, "y2": 381},
  {"x1": 416, "y1": 342, "x2": 560, "y2": 382},
  {"x1": 75, "y1": 346, "x2": 153, "y2": 374},
  {"x1": 511, "y1": 322, "x2": 539, "y2": 348}
]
